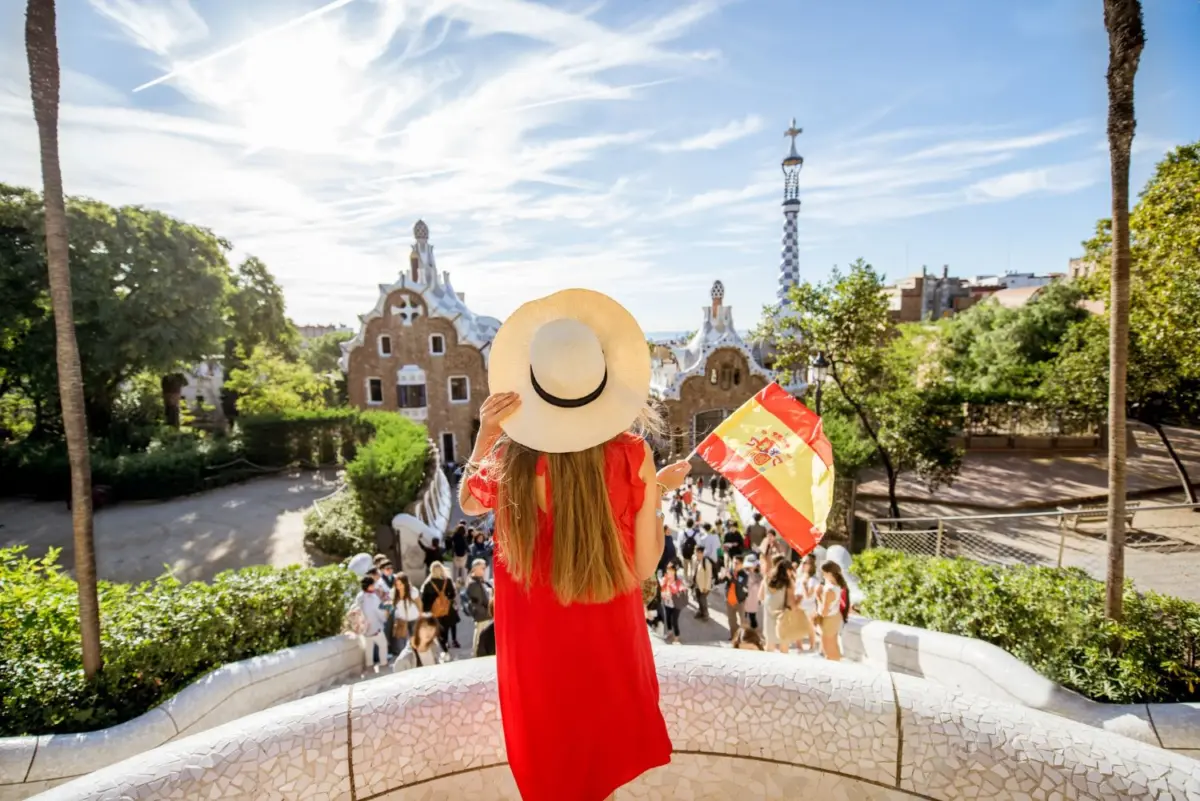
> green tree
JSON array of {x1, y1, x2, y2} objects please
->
[
  {"x1": 0, "y1": 185, "x2": 231, "y2": 437},
  {"x1": 937, "y1": 281, "x2": 1089, "y2": 395},
  {"x1": 224, "y1": 346, "x2": 329, "y2": 416},
  {"x1": 1100, "y1": 0, "x2": 1145, "y2": 621},
  {"x1": 765, "y1": 259, "x2": 964, "y2": 519},
  {"x1": 218, "y1": 257, "x2": 299, "y2": 419},
  {"x1": 301, "y1": 329, "x2": 353, "y2": 375},
  {"x1": 25, "y1": 0, "x2": 101, "y2": 677}
]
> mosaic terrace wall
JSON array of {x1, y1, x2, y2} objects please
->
[
  {"x1": 30, "y1": 646, "x2": 1200, "y2": 801},
  {"x1": 1, "y1": 636, "x2": 362, "y2": 801},
  {"x1": 843, "y1": 617, "x2": 1200, "y2": 759}
]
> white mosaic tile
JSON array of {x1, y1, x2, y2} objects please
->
[
  {"x1": 893, "y1": 672, "x2": 1200, "y2": 801},
  {"x1": 367, "y1": 755, "x2": 918, "y2": 801}
]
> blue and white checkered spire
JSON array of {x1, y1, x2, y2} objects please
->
[{"x1": 778, "y1": 119, "x2": 803, "y2": 306}]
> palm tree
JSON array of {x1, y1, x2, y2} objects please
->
[
  {"x1": 1101, "y1": 0, "x2": 1145, "y2": 622},
  {"x1": 26, "y1": 0, "x2": 102, "y2": 676}
]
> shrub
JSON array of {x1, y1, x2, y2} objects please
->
[
  {"x1": 345, "y1": 411, "x2": 429, "y2": 525},
  {"x1": 0, "y1": 433, "x2": 245, "y2": 502},
  {"x1": 303, "y1": 490, "x2": 375, "y2": 558},
  {"x1": 853, "y1": 549, "x2": 1200, "y2": 704},
  {"x1": 239, "y1": 408, "x2": 368, "y2": 467},
  {"x1": 0, "y1": 546, "x2": 357, "y2": 736}
]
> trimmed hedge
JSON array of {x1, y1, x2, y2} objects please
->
[
  {"x1": 0, "y1": 434, "x2": 246, "y2": 502},
  {"x1": 853, "y1": 549, "x2": 1200, "y2": 704},
  {"x1": 345, "y1": 411, "x2": 429, "y2": 525},
  {"x1": 238, "y1": 408, "x2": 371, "y2": 467},
  {"x1": 303, "y1": 490, "x2": 375, "y2": 558},
  {"x1": 0, "y1": 546, "x2": 357, "y2": 736}
]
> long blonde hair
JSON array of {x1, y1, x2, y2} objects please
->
[{"x1": 489, "y1": 406, "x2": 662, "y2": 605}]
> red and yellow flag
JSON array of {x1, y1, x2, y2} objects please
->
[{"x1": 695, "y1": 382, "x2": 835, "y2": 556}]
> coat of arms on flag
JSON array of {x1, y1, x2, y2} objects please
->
[{"x1": 694, "y1": 382, "x2": 835, "y2": 556}]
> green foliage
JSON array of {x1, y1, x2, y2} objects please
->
[
  {"x1": 819, "y1": 409, "x2": 877, "y2": 477},
  {"x1": 765, "y1": 259, "x2": 963, "y2": 512},
  {"x1": 238, "y1": 408, "x2": 368, "y2": 467},
  {"x1": 936, "y1": 281, "x2": 1089, "y2": 395},
  {"x1": 226, "y1": 257, "x2": 298, "y2": 359},
  {"x1": 0, "y1": 546, "x2": 357, "y2": 736},
  {"x1": 106, "y1": 372, "x2": 167, "y2": 452},
  {"x1": 303, "y1": 490, "x2": 375, "y2": 557},
  {"x1": 0, "y1": 433, "x2": 245, "y2": 502},
  {"x1": 224, "y1": 346, "x2": 330, "y2": 416},
  {"x1": 346, "y1": 411, "x2": 430, "y2": 525},
  {"x1": 854, "y1": 549, "x2": 1200, "y2": 703},
  {"x1": 301, "y1": 330, "x2": 354, "y2": 376}
]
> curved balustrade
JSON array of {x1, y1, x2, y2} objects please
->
[{"x1": 31, "y1": 647, "x2": 1200, "y2": 801}]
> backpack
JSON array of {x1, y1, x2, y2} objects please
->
[
  {"x1": 681, "y1": 531, "x2": 698, "y2": 560},
  {"x1": 839, "y1": 585, "x2": 850, "y2": 621},
  {"x1": 344, "y1": 603, "x2": 367, "y2": 636},
  {"x1": 431, "y1": 582, "x2": 452, "y2": 618}
]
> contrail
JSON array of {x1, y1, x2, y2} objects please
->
[{"x1": 133, "y1": 0, "x2": 362, "y2": 92}]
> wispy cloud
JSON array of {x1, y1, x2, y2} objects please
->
[
  {"x1": 88, "y1": 0, "x2": 209, "y2": 57},
  {"x1": 653, "y1": 114, "x2": 763, "y2": 152}
]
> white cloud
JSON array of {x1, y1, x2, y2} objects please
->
[
  {"x1": 966, "y1": 161, "x2": 1100, "y2": 201},
  {"x1": 653, "y1": 114, "x2": 763, "y2": 152},
  {"x1": 87, "y1": 0, "x2": 209, "y2": 56}
]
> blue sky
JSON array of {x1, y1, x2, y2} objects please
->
[{"x1": 1, "y1": 0, "x2": 1197, "y2": 331}]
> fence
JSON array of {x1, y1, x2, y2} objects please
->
[{"x1": 866, "y1": 501, "x2": 1200, "y2": 601}]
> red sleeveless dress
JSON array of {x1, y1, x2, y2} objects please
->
[{"x1": 465, "y1": 432, "x2": 672, "y2": 801}]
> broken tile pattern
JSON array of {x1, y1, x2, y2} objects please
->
[
  {"x1": 367, "y1": 756, "x2": 920, "y2": 801},
  {"x1": 894, "y1": 673, "x2": 1200, "y2": 800},
  {"x1": 27, "y1": 649, "x2": 1200, "y2": 801}
]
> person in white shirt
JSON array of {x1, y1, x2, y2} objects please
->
[
  {"x1": 696, "y1": 523, "x2": 721, "y2": 573},
  {"x1": 356, "y1": 576, "x2": 390, "y2": 672}
]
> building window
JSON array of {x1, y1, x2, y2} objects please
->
[
  {"x1": 430, "y1": 334, "x2": 445, "y2": 355},
  {"x1": 719, "y1": 365, "x2": 733, "y2": 390},
  {"x1": 733, "y1": 369, "x2": 741, "y2": 386},
  {"x1": 449, "y1": 376, "x2": 470, "y2": 403},
  {"x1": 440, "y1": 432, "x2": 456, "y2": 464},
  {"x1": 398, "y1": 384, "x2": 426, "y2": 409},
  {"x1": 366, "y1": 378, "x2": 383, "y2": 405},
  {"x1": 378, "y1": 335, "x2": 392, "y2": 356}
]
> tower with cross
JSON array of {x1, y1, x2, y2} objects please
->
[{"x1": 778, "y1": 118, "x2": 804, "y2": 306}]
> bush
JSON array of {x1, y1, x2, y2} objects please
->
[
  {"x1": 345, "y1": 411, "x2": 429, "y2": 525},
  {"x1": 303, "y1": 490, "x2": 375, "y2": 558},
  {"x1": 239, "y1": 408, "x2": 368, "y2": 467},
  {"x1": 0, "y1": 432, "x2": 245, "y2": 502},
  {"x1": 853, "y1": 549, "x2": 1200, "y2": 703},
  {"x1": 0, "y1": 546, "x2": 356, "y2": 736}
]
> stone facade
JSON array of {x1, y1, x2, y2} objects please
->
[
  {"x1": 341, "y1": 223, "x2": 500, "y2": 465},
  {"x1": 660, "y1": 347, "x2": 770, "y2": 462},
  {"x1": 345, "y1": 295, "x2": 487, "y2": 464},
  {"x1": 650, "y1": 282, "x2": 778, "y2": 466}
]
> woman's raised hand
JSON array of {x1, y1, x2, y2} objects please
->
[
  {"x1": 479, "y1": 392, "x2": 521, "y2": 439},
  {"x1": 656, "y1": 460, "x2": 692, "y2": 493}
]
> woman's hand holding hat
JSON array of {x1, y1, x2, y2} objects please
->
[{"x1": 480, "y1": 392, "x2": 521, "y2": 440}]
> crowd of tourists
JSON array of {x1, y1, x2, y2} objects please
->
[
  {"x1": 648, "y1": 477, "x2": 851, "y2": 660},
  {"x1": 353, "y1": 476, "x2": 850, "y2": 674},
  {"x1": 352, "y1": 519, "x2": 497, "y2": 675}
]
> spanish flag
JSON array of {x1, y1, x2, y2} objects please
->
[{"x1": 695, "y1": 383, "x2": 835, "y2": 556}]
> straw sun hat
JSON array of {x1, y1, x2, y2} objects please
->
[{"x1": 487, "y1": 288, "x2": 651, "y2": 454}]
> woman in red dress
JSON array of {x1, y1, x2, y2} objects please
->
[{"x1": 457, "y1": 288, "x2": 692, "y2": 801}]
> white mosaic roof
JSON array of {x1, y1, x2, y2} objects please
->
[
  {"x1": 649, "y1": 281, "x2": 777, "y2": 401},
  {"x1": 340, "y1": 223, "x2": 501, "y2": 372}
]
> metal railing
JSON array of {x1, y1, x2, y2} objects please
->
[{"x1": 865, "y1": 501, "x2": 1200, "y2": 596}]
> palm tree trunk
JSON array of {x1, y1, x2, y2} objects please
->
[
  {"x1": 1102, "y1": 0, "x2": 1145, "y2": 622},
  {"x1": 26, "y1": 0, "x2": 102, "y2": 677}
]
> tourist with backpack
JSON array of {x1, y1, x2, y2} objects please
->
[
  {"x1": 677, "y1": 519, "x2": 700, "y2": 562},
  {"x1": 421, "y1": 562, "x2": 460, "y2": 652},
  {"x1": 355, "y1": 575, "x2": 390, "y2": 673},
  {"x1": 463, "y1": 559, "x2": 494, "y2": 653},
  {"x1": 723, "y1": 554, "x2": 750, "y2": 640}
]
